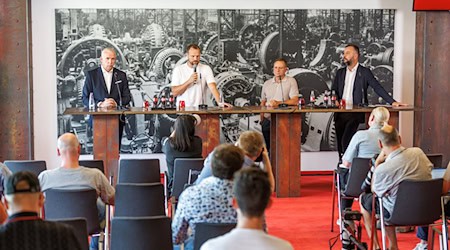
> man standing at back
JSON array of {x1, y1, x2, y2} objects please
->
[
  {"x1": 82, "y1": 47, "x2": 131, "y2": 146},
  {"x1": 171, "y1": 44, "x2": 230, "y2": 108},
  {"x1": 332, "y1": 44, "x2": 405, "y2": 161},
  {"x1": 0, "y1": 171, "x2": 80, "y2": 250},
  {"x1": 201, "y1": 168, "x2": 293, "y2": 250}
]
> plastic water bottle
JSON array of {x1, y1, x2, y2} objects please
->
[
  {"x1": 310, "y1": 90, "x2": 316, "y2": 106},
  {"x1": 89, "y1": 92, "x2": 95, "y2": 110}
]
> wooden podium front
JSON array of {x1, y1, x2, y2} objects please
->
[{"x1": 64, "y1": 105, "x2": 415, "y2": 197}]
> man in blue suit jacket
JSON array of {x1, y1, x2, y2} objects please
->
[
  {"x1": 82, "y1": 47, "x2": 131, "y2": 147},
  {"x1": 331, "y1": 44, "x2": 404, "y2": 160}
]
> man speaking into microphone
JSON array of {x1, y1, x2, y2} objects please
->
[
  {"x1": 82, "y1": 47, "x2": 131, "y2": 146},
  {"x1": 171, "y1": 44, "x2": 231, "y2": 108},
  {"x1": 260, "y1": 58, "x2": 299, "y2": 152}
]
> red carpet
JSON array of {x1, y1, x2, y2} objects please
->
[{"x1": 265, "y1": 175, "x2": 426, "y2": 249}]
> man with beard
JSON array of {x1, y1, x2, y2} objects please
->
[
  {"x1": 331, "y1": 44, "x2": 406, "y2": 161},
  {"x1": 171, "y1": 44, "x2": 231, "y2": 108}
]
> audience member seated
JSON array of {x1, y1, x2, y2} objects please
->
[
  {"x1": 172, "y1": 144, "x2": 244, "y2": 250},
  {"x1": 338, "y1": 107, "x2": 390, "y2": 248},
  {"x1": 201, "y1": 168, "x2": 293, "y2": 250},
  {"x1": 38, "y1": 133, "x2": 115, "y2": 250},
  {"x1": 413, "y1": 160, "x2": 450, "y2": 250},
  {"x1": 0, "y1": 171, "x2": 80, "y2": 250},
  {"x1": 162, "y1": 115, "x2": 203, "y2": 193},
  {"x1": 195, "y1": 131, "x2": 275, "y2": 191},
  {"x1": 0, "y1": 162, "x2": 12, "y2": 223},
  {"x1": 359, "y1": 125, "x2": 432, "y2": 250}
]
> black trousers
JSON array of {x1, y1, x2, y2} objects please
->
[
  {"x1": 261, "y1": 118, "x2": 271, "y2": 153},
  {"x1": 334, "y1": 113, "x2": 364, "y2": 160}
]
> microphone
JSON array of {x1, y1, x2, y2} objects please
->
[
  {"x1": 359, "y1": 71, "x2": 369, "y2": 106},
  {"x1": 198, "y1": 72, "x2": 208, "y2": 109},
  {"x1": 193, "y1": 63, "x2": 198, "y2": 84},
  {"x1": 278, "y1": 76, "x2": 288, "y2": 108},
  {"x1": 114, "y1": 72, "x2": 124, "y2": 109}
]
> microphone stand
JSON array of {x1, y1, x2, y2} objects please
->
[
  {"x1": 114, "y1": 71, "x2": 127, "y2": 110},
  {"x1": 278, "y1": 76, "x2": 288, "y2": 108}
]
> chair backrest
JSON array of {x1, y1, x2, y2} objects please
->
[
  {"x1": 118, "y1": 159, "x2": 160, "y2": 183},
  {"x1": 343, "y1": 158, "x2": 371, "y2": 197},
  {"x1": 79, "y1": 160, "x2": 105, "y2": 174},
  {"x1": 387, "y1": 178, "x2": 443, "y2": 226},
  {"x1": 193, "y1": 222, "x2": 236, "y2": 250},
  {"x1": 4, "y1": 160, "x2": 47, "y2": 177},
  {"x1": 49, "y1": 218, "x2": 89, "y2": 250},
  {"x1": 114, "y1": 183, "x2": 165, "y2": 217},
  {"x1": 172, "y1": 158, "x2": 204, "y2": 200},
  {"x1": 44, "y1": 188, "x2": 101, "y2": 235},
  {"x1": 111, "y1": 216, "x2": 172, "y2": 250},
  {"x1": 426, "y1": 154, "x2": 444, "y2": 169}
]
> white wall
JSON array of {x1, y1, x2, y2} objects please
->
[{"x1": 32, "y1": 0, "x2": 416, "y2": 171}]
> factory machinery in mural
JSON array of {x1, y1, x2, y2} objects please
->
[{"x1": 56, "y1": 9, "x2": 395, "y2": 154}]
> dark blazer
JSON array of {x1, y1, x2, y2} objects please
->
[
  {"x1": 82, "y1": 67, "x2": 131, "y2": 107},
  {"x1": 331, "y1": 65, "x2": 395, "y2": 105}
]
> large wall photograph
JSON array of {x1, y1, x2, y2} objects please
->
[{"x1": 55, "y1": 9, "x2": 395, "y2": 154}]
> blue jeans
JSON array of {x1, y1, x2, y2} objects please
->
[
  {"x1": 173, "y1": 237, "x2": 194, "y2": 250},
  {"x1": 417, "y1": 201, "x2": 450, "y2": 241}
]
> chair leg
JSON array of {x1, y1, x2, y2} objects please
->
[
  {"x1": 331, "y1": 171, "x2": 336, "y2": 232},
  {"x1": 336, "y1": 172, "x2": 344, "y2": 239},
  {"x1": 379, "y1": 197, "x2": 387, "y2": 250},
  {"x1": 370, "y1": 195, "x2": 378, "y2": 250}
]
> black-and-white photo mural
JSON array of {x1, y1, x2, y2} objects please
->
[{"x1": 56, "y1": 9, "x2": 395, "y2": 154}]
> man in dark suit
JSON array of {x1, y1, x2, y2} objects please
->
[
  {"x1": 82, "y1": 47, "x2": 131, "y2": 146},
  {"x1": 331, "y1": 44, "x2": 405, "y2": 160}
]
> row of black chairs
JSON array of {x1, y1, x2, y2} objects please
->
[{"x1": 330, "y1": 154, "x2": 448, "y2": 250}]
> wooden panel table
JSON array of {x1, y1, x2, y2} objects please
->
[{"x1": 64, "y1": 105, "x2": 415, "y2": 196}]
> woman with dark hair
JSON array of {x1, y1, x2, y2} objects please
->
[{"x1": 162, "y1": 115, "x2": 203, "y2": 192}]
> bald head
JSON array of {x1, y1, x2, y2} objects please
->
[{"x1": 57, "y1": 133, "x2": 80, "y2": 153}]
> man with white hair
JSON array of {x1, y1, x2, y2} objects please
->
[
  {"x1": 82, "y1": 47, "x2": 131, "y2": 146},
  {"x1": 337, "y1": 107, "x2": 390, "y2": 249}
]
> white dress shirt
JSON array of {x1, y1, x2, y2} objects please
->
[
  {"x1": 101, "y1": 66, "x2": 113, "y2": 94},
  {"x1": 342, "y1": 63, "x2": 359, "y2": 105}
]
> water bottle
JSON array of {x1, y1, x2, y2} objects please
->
[{"x1": 88, "y1": 92, "x2": 95, "y2": 110}]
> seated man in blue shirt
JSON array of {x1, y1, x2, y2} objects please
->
[
  {"x1": 172, "y1": 144, "x2": 244, "y2": 250},
  {"x1": 195, "y1": 131, "x2": 274, "y2": 191}
]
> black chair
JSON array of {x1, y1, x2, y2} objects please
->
[
  {"x1": 331, "y1": 158, "x2": 371, "y2": 233},
  {"x1": 172, "y1": 158, "x2": 204, "y2": 200},
  {"x1": 377, "y1": 179, "x2": 443, "y2": 250},
  {"x1": 50, "y1": 218, "x2": 89, "y2": 250},
  {"x1": 111, "y1": 216, "x2": 172, "y2": 250},
  {"x1": 426, "y1": 154, "x2": 444, "y2": 169},
  {"x1": 118, "y1": 159, "x2": 160, "y2": 183},
  {"x1": 114, "y1": 183, "x2": 165, "y2": 217},
  {"x1": 79, "y1": 160, "x2": 105, "y2": 173},
  {"x1": 4, "y1": 160, "x2": 47, "y2": 177},
  {"x1": 44, "y1": 188, "x2": 102, "y2": 236},
  {"x1": 193, "y1": 222, "x2": 236, "y2": 250}
]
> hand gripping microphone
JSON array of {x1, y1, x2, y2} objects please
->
[{"x1": 193, "y1": 64, "x2": 198, "y2": 84}]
